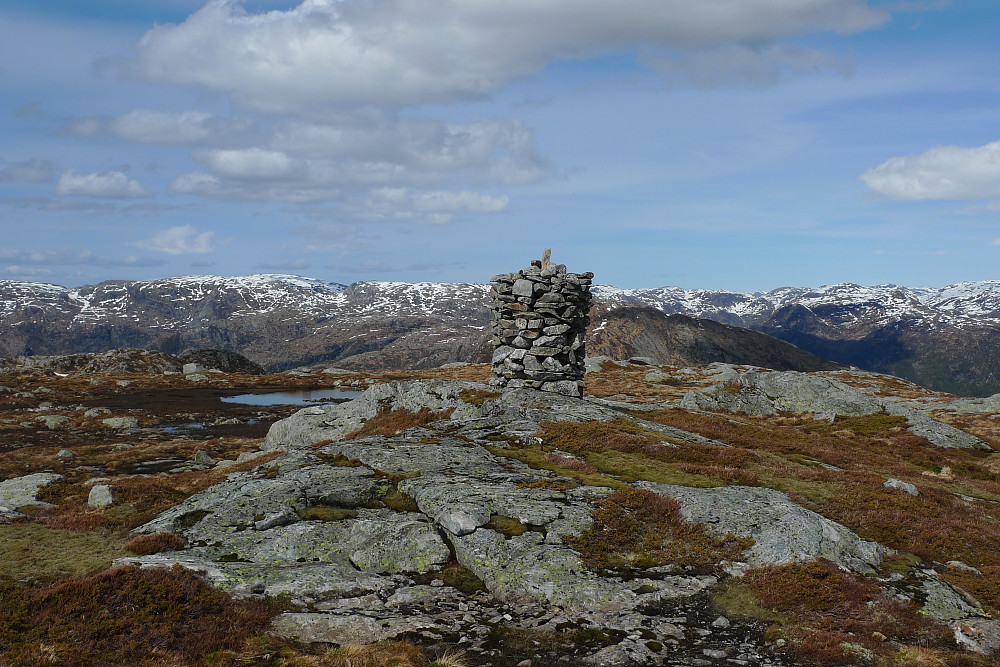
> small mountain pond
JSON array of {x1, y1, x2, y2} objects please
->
[{"x1": 219, "y1": 388, "x2": 364, "y2": 406}]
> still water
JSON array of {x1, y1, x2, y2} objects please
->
[{"x1": 220, "y1": 388, "x2": 364, "y2": 406}]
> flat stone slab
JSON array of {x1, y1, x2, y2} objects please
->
[{"x1": 0, "y1": 472, "x2": 63, "y2": 514}]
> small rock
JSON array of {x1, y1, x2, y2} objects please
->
[
  {"x1": 627, "y1": 356, "x2": 655, "y2": 365},
  {"x1": 947, "y1": 561, "x2": 983, "y2": 575},
  {"x1": 702, "y1": 649, "x2": 728, "y2": 659},
  {"x1": 884, "y1": 478, "x2": 919, "y2": 496},
  {"x1": 84, "y1": 407, "x2": 112, "y2": 418},
  {"x1": 194, "y1": 450, "x2": 217, "y2": 466},
  {"x1": 184, "y1": 373, "x2": 209, "y2": 382},
  {"x1": 57, "y1": 449, "x2": 74, "y2": 459},
  {"x1": 872, "y1": 631, "x2": 887, "y2": 642},
  {"x1": 711, "y1": 616, "x2": 731, "y2": 628},
  {"x1": 36, "y1": 415, "x2": 69, "y2": 430},
  {"x1": 517, "y1": 660, "x2": 532, "y2": 667},
  {"x1": 116, "y1": 380, "x2": 131, "y2": 387},
  {"x1": 103, "y1": 416, "x2": 140, "y2": 430},
  {"x1": 88, "y1": 485, "x2": 113, "y2": 508}
]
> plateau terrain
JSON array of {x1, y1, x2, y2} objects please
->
[{"x1": 3, "y1": 355, "x2": 1000, "y2": 666}]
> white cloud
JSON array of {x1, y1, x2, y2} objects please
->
[
  {"x1": 4, "y1": 265, "x2": 53, "y2": 277},
  {"x1": 861, "y1": 140, "x2": 1000, "y2": 200},
  {"x1": 55, "y1": 170, "x2": 152, "y2": 199},
  {"x1": 165, "y1": 115, "x2": 547, "y2": 204},
  {"x1": 201, "y1": 148, "x2": 304, "y2": 181},
  {"x1": 131, "y1": 0, "x2": 887, "y2": 112},
  {"x1": 0, "y1": 158, "x2": 55, "y2": 183},
  {"x1": 134, "y1": 224, "x2": 216, "y2": 254}
]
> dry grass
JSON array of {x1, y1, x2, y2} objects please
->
[
  {"x1": 564, "y1": 487, "x2": 752, "y2": 571},
  {"x1": 0, "y1": 523, "x2": 127, "y2": 581},
  {"x1": 544, "y1": 452, "x2": 598, "y2": 473},
  {"x1": 585, "y1": 363, "x2": 708, "y2": 403}
]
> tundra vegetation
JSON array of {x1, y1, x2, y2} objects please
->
[{"x1": 1, "y1": 361, "x2": 998, "y2": 665}]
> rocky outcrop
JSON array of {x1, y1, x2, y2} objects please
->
[
  {"x1": 681, "y1": 369, "x2": 882, "y2": 416},
  {"x1": 489, "y1": 257, "x2": 592, "y2": 397},
  {"x1": 681, "y1": 367, "x2": 992, "y2": 450},
  {"x1": 637, "y1": 483, "x2": 890, "y2": 575},
  {"x1": 112, "y1": 378, "x2": 997, "y2": 663}
]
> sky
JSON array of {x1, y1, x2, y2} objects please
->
[{"x1": 2, "y1": 0, "x2": 999, "y2": 292}]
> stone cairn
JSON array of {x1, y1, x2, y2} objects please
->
[{"x1": 489, "y1": 250, "x2": 593, "y2": 397}]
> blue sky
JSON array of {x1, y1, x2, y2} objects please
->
[{"x1": 2, "y1": 0, "x2": 999, "y2": 291}]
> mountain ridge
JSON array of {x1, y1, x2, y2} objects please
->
[{"x1": 3, "y1": 273, "x2": 1000, "y2": 395}]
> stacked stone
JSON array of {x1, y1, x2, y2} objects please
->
[{"x1": 489, "y1": 259, "x2": 593, "y2": 398}]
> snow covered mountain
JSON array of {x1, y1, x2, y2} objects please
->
[{"x1": 3, "y1": 274, "x2": 1000, "y2": 395}]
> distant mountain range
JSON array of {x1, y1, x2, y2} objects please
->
[{"x1": 2, "y1": 274, "x2": 999, "y2": 395}]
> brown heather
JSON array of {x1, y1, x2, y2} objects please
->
[
  {"x1": 125, "y1": 532, "x2": 185, "y2": 556},
  {"x1": 635, "y1": 409, "x2": 1000, "y2": 568},
  {"x1": 344, "y1": 407, "x2": 455, "y2": 439},
  {"x1": 564, "y1": 487, "x2": 752, "y2": 571},
  {"x1": 742, "y1": 560, "x2": 964, "y2": 666},
  {"x1": 458, "y1": 387, "x2": 501, "y2": 406},
  {"x1": 0, "y1": 565, "x2": 281, "y2": 667}
]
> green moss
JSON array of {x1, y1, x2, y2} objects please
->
[
  {"x1": 711, "y1": 579, "x2": 784, "y2": 624},
  {"x1": 808, "y1": 413, "x2": 908, "y2": 438},
  {"x1": 878, "y1": 552, "x2": 922, "y2": 577},
  {"x1": 314, "y1": 452, "x2": 363, "y2": 467},
  {"x1": 489, "y1": 446, "x2": 624, "y2": 489},
  {"x1": 438, "y1": 561, "x2": 486, "y2": 595},
  {"x1": 485, "y1": 515, "x2": 528, "y2": 537},
  {"x1": 381, "y1": 488, "x2": 420, "y2": 513},
  {"x1": 294, "y1": 506, "x2": 357, "y2": 522},
  {"x1": 586, "y1": 450, "x2": 722, "y2": 487}
]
